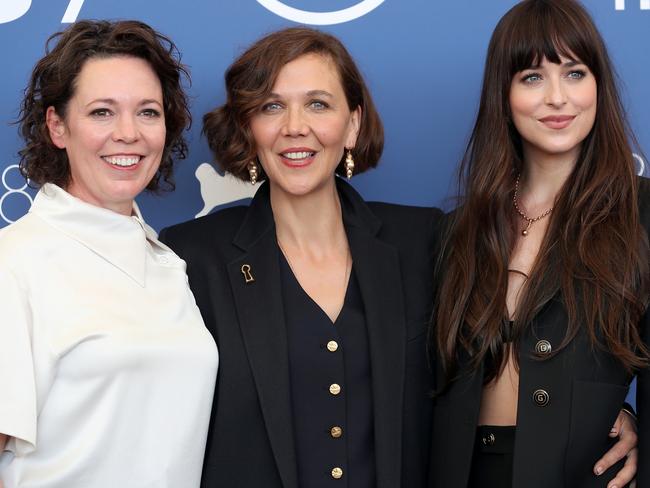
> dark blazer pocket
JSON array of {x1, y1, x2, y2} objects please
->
[{"x1": 565, "y1": 380, "x2": 629, "y2": 486}]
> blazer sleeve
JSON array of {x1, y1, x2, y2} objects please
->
[
  {"x1": 637, "y1": 176, "x2": 650, "y2": 484},
  {"x1": 637, "y1": 307, "x2": 649, "y2": 484}
]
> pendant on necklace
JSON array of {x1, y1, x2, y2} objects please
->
[{"x1": 522, "y1": 220, "x2": 532, "y2": 236}]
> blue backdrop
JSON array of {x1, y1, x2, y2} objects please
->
[{"x1": 1, "y1": 0, "x2": 648, "y2": 406}]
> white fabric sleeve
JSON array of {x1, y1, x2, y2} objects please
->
[{"x1": 0, "y1": 267, "x2": 37, "y2": 454}]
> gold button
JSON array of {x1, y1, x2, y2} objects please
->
[
  {"x1": 330, "y1": 426, "x2": 343, "y2": 438},
  {"x1": 327, "y1": 340, "x2": 339, "y2": 352},
  {"x1": 331, "y1": 467, "x2": 343, "y2": 479},
  {"x1": 329, "y1": 383, "x2": 341, "y2": 395}
]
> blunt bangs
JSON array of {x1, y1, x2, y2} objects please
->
[{"x1": 500, "y1": 0, "x2": 601, "y2": 79}]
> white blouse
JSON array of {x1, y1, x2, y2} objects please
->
[{"x1": 0, "y1": 184, "x2": 218, "y2": 488}]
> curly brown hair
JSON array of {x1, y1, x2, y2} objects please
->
[
  {"x1": 18, "y1": 19, "x2": 191, "y2": 191},
  {"x1": 203, "y1": 27, "x2": 383, "y2": 182}
]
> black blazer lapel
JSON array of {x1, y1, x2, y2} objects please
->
[
  {"x1": 340, "y1": 180, "x2": 406, "y2": 488},
  {"x1": 227, "y1": 184, "x2": 298, "y2": 488}
]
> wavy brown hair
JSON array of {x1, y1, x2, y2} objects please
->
[
  {"x1": 18, "y1": 20, "x2": 191, "y2": 191},
  {"x1": 203, "y1": 27, "x2": 384, "y2": 182},
  {"x1": 434, "y1": 0, "x2": 649, "y2": 385}
]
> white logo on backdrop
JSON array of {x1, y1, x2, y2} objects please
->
[
  {"x1": 194, "y1": 163, "x2": 258, "y2": 218},
  {"x1": 0, "y1": 0, "x2": 30, "y2": 24},
  {"x1": 0, "y1": 165, "x2": 33, "y2": 225},
  {"x1": 0, "y1": 0, "x2": 84, "y2": 24},
  {"x1": 256, "y1": 0, "x2": 385, "y2": 25},
  {"x1": 634, "y1": 153, "x2": 646, "y2": 176},
  {"x1": 615, "y1": 0, "x2": 650, "y2": 9}
]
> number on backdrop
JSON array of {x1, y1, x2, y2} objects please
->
[
  {"x1": 0, "y1": 0, "x2": 85, "y2": 24},
  {"x1": 1, "y1": 0, "x2": 386, "y2": 25},
  {"x1": 62, "y1": 0, "x2": 85, "y2": 23},
  {"x1": 0, "y1": 165, "x2": 33, "y2": 225}
]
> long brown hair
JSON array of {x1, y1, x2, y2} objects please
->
[{"x1": 434, "y1": 0, "x2": 649, "y2": 385}]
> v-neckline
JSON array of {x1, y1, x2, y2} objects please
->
[{"x1": 279, "y1": 252, "x2": 353, "y2": 326}]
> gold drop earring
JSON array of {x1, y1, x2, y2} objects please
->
[
  {"x1": 345, "y1": 150, "x2": 355, "y2": 179},
  {"x1": 248, "y1": 161, "x2": 258, "y2": 185}
]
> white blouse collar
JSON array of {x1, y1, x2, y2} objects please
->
[{"x1": 29, "y1": 183, "x2": 158, "y2": 287}]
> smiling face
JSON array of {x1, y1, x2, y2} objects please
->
[
  {"x1": 249, "y1": 53, "x2": 360, "y2": 198},
  {"x1": 46, "y1": 55, "x2": 166, "y2": 215},
  {"x1": 509, "y1": 55, "x2": 597, "y2": 166}
]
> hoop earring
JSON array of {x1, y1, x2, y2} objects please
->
[
  {"x1": 248, "y1": 161, "x2": 258, "y2": 185},
  {"x1": 345, "y1": 150, "x2": 355, "y2": 179}
]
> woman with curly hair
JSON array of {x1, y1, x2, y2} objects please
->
[{"x1": 0, "y1": 20, "x2": 217, "y2": 488}]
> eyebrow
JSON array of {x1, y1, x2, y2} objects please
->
[
  {"x1": 528, "y1": 59, "x2": 582, "y2": 69},
  {"x1": 267, "y1": 90, "x2": 334, "y2": 99},
  {"x1": 85, "y1": 98, "x2": 162, "y2": 107},
  {"x1": 306, "y1": 90, "x2": 334, "y2": 98}
]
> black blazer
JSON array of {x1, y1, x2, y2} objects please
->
[
  {"x1": 429, "y1": 177, "x2": 650, "y2": 488},
  {"x1": 160, "y1": 178, "x2": 442, "y2": 488}
]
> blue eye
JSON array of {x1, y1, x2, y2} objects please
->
[
  {"x1": 261, "y1": 102, "x2": 282, "y2": 113},
  {"x1": 309, "y1": 100, "x2": 329, "y2": 110},
  {"x1": 521, "y1": 73, "x2": 542, "y2": 83},
  {"x1": 567, "y1": 70, "x2": 587, "y2": 80}
]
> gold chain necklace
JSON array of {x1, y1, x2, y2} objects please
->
[
  {"x1": 277, "y1": 238, "x2": 352, "y2": 292},
  {"x1": 512, "y1": 174, "x2": 554, "y2": 236}
]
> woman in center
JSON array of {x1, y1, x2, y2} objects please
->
[{"x1": 160, "y1": 28, "x2": 440, "y2": 487}]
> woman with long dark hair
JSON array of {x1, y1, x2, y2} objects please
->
[{"x1": 430, "y1": 0, "x2": 648, "y2": 486}]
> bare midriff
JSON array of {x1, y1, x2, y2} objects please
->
[
  {"x1": 478, "y1": 347, "x2": 520, "y2": 425},
  {"x1": 478, "y1": 216, "x2": 548, "y2": 426}
]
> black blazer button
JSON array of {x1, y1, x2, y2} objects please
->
[
  {"x1": 535, "y1": 340, "x2": 552, "y2": 355},
  {"x1": 533, "y1": 389, "x2": 550, "y2": 407}
]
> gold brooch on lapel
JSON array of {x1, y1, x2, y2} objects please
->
[{"x1": 241, "y1": 264, "x2": 254, "y2": 283}]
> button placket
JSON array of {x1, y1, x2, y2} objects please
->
[{"x1": 321, "y1": 331, "x2": 345, "y2": 479}]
